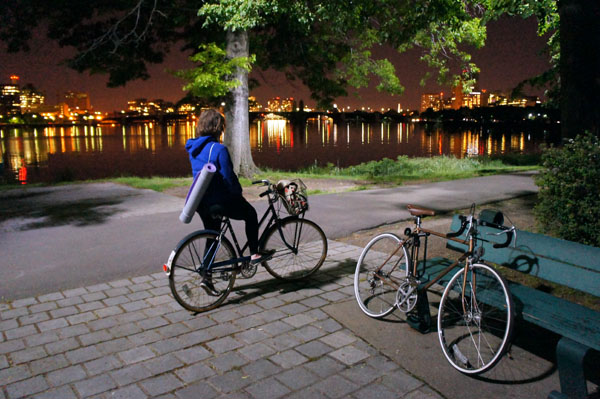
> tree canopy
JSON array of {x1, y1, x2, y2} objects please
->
[
  {"x1": 0, "y1": 0, "x2": 513, "y2": 107},
  {"x1": 4, "y1": 0, "x2": 595, "y2": 166}
]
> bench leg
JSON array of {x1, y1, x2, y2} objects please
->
[
  {"x1": 548, "y1": 337, "x2": 590, "y2": 399},
  {"x1": 406, "y1": 290, "x2": 432, "y2": 333}
]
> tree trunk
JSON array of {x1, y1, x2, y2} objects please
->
[
  {"x1": 224, "y1": 29, "x2": 258, "y2": 177},
  {"x1": 559, "y1": 0, "x2": 600, "y2": 138}
]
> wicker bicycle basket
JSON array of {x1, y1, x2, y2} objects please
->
[{"x1": 275, "y1": 179, "x2": 309, "y2": 216}]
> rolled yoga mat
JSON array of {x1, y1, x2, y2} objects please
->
[{"x1": 179, "y1": 162, "x2": 216, "y2": 223}]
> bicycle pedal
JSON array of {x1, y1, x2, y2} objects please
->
[{"x1": 240, "y1": 262, "x2": 258, "y2": 278}]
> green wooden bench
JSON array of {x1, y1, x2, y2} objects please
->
[{"x1": 419, "y1": 212, "x2": 600, "y2": 399}]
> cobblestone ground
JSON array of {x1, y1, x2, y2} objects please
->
[{"x1": 0, "y1": 241, "x2": 442, "y2": 399}]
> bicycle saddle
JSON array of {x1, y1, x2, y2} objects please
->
[{"x1": 407, "y1": 204, "x2": 436, "y2": 217}]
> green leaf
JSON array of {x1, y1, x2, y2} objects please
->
[{"x1": 175, "y1": 43, "x2": 255, "y2": 98}]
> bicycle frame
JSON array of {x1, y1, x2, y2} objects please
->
[
  {"x1": 368, "y1": 213, "x2": 477, "y2": 314},
  {"x1": 411, "y1": 216, "x2": 474, "y2": 293},
  {"x1": 200, "y1": 189, "x2": 306, "y2": 274}
]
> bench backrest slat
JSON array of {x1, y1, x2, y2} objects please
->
[{"x1": 447, "y1": 214, "x2": 600, "y2": 297}]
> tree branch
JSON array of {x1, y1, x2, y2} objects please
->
[{"x1": 80, "y1": 0, "x2": 165, "y2": 57}]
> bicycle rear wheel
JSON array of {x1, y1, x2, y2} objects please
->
[
  {"x1": 169, "y1": 231, "x2": 237, "y2": 312},
  {"x1": 354, "y1": 233, "x2": 409, "y2": 318},
  {"x1": 261, "y1": 218, "x2": 327, "y2": 280},
  {"x1": 437, "y1": 263, "x2": 514, "y2": 374}
]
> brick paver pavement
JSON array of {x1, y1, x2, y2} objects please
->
[{"x1": 0, "y1": 240, "x2": 443, "y2": 399}]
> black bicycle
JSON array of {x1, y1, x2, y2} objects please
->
[{"x1": 164, "y1": 179, "x2": 328, "y2": 312}]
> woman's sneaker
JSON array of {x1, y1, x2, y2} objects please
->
[
  {"x1": 200, "y1": 279, "x2": 220, "y2": 296},
  {"x1": 250, "y1": 249, "x2": 276, "y2": 265}
]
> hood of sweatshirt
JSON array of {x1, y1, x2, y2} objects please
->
[{"x1": 185, "y1": 136, "x2": 216, "y2": 158}]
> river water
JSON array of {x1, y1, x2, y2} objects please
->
[{"x1": 1, "y1": 118, "x2": 555, "y2": 184}]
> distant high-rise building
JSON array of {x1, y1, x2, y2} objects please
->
[
  {"x1": 127, "y1": 98, "x2": 174, "y2": 115},
  {"x1": 452, "y1": 84, "x2": 464, "y2": 110},
  {"x1": 0, "y1": 80, "x2": 21, "y2": 115},
  {"x1": 420, "y1": 93, "x2": 444, "y2": 112},
  {"x1": 20, "y1": 85, "x2": 45, "y2": 113},
  {"x1": 249, "y1": 96, "x2": 262, "y2": 112},
  {"x1": 267, "y1": 97, "x2": 296, "y2": 112},
  {"x1": 64, "y1": 91, "x2": 91, "y2": 111},
  {"x1": 488, "y1": 91, "x2": 539, "y2": 107}
]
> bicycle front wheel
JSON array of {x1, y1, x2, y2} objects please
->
[
  {"x1": 437, "y1": 263, "x2": 514, "y2": 374},
  {"x1": 261, "y1": 218, "x2": 327, "y2": 280},
  {"x1": 354, "y1": 233, "x2": 409, "y2": 318},
  {"x1": 169, "y1": 231, "x2": 237, "y2": 313}
]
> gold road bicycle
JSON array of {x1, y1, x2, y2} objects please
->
[{"x1": 354, "y1": 204, "x2": 515, "y2": 374}]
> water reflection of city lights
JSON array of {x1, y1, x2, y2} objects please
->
[
  {"x1": 1, "y1": 121, "x2": 548, "y2": 184},
  {"x1": 265, "y1": 119, "x2": 290, "y2": 148}
]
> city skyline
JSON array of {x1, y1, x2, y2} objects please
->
[{"x1": 0, "y1": 16, "x2": 551, "y2": 113}]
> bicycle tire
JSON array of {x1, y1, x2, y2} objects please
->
[
  {"x1": 354, "y1": 233, "x2": 409, "y2": 318},
  {"x1": 261, "y1": 218, "x2": 327, "y2": 280},
  {"x1": 437, "y1": 263, "x2": 514, "y2": 374},
  {"x1": 169, "y1": 231, "x2": 237, "y2": 312}
]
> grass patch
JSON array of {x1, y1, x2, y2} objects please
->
[
  {"x1": 255, "y1": 155, "x2": 538, "y2": 185},
  {"x1": 108, "y1": 176, "x2": 192, "y2": 192},
  {"x1": 340, "y1": 155, "x2": 538, "y2": 184},
  {"x1": 0, "y1": 154, "x2": 539, "y2": 191},
  {"x1": 0, "y1": 182, "x2": 45, "y2": 191}
]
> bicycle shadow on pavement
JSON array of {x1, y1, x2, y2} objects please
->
[{"x1": 223, "y1": 257, "x2": 358, "y2": 307}]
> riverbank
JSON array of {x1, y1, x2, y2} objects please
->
[
  {"x1": 87, "y1": 155, "x2": 540, "y2": 199},
  {"x1": 163, "y1": 177, "x2": 380, "y2": 201}
]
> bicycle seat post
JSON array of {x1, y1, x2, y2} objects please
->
[{"x1": 414, "y1": 215, "x2": 423, "y2": 230}]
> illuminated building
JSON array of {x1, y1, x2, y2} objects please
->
[
  {"x1": 127, "y1": 98, "x2": 174, "y2": 115},
  {"x1": 488, "y1": 91, "x2": 539, "y2": 107},
  {"x1": 249, "y1": 96, "x2": 263, "y2": 112},
  {"x1": 452, "y1": 84, "x2": 464, "y2": 110},
  {"x1": 450, "y1": 79, "x2": 489, "y2": 109},
  {"x1": 1, "y1": 75, "x2": 22, "y2": 115},
  {"x1": 0, "y1": 83, "x2": 21, "y2": 115},
  {"x1": 20, "y1": 86, "x2": 45, "y2": 113},
  {"x1": 178, "y1": 103, "x2": 196, "y2": 114},
  {"x1": 64, "y1": 91, "x2": 91, "y2": 111},
  {"x1": 267, "y1": 97, "x2": 296, "y2": 112},
  {"x1": 420, "y1": 93, "x2": 444, "y2": 112}
]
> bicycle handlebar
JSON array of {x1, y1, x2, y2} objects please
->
[
  {"x1": 482, "y1": 223, "x2": 515, "y2": 248},
  {"x1": 446, "y1": 215, "x2": 468, "y2": 238},
  {"x1": 446, "y1": 214, "x2": 515, "y2": 248}
]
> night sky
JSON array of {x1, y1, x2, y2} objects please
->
[{"x1": 0, "y1": 16, "x2": 551, "y2": 113}]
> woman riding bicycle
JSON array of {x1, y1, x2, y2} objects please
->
[{"x1": 186, "y1": 109, "x2": 273, "y2": 295}]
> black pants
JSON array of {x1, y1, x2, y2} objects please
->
[{"x1": 198, "y1": 196, "x2": 260, "y2": 254}]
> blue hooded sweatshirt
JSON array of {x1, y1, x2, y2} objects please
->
[{"x1": 185, "y1": 135, "x2": 243, "y2": 206}]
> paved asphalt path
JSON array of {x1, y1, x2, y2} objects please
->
[{"x1": 0, "y1": 173, "x2": 538, "y2": 301}]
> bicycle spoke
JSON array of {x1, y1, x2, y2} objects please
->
[
  {"x1": 262, "y1": 219, "x2": 327, "y2": 280},
  {"x1": 169, "y1": 232, "x2": 237, "y2": 313},
  {"x1": 438, "y1": 263, "x2": 514, "y2": 374},
  {"x1": 354, "y1": 233, "x2": 409, "y2": 318}
]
